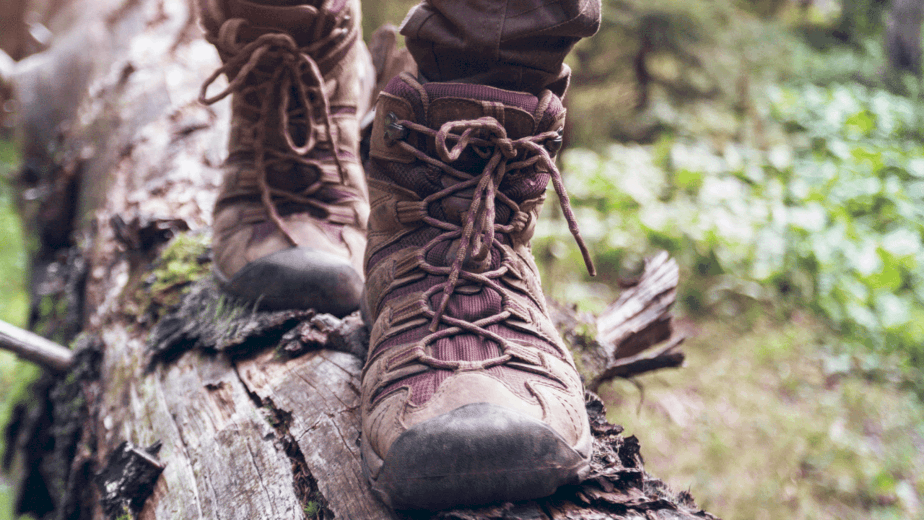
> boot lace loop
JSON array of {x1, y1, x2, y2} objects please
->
[
  {"x1": 382, "y1": 115, "x2": 596, "y2": 372},
  {"x1": 199, "y1": 18, "x2": 357, "y2": 245}
]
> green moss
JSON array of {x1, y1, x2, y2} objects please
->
[
  {"x1": 115, "y1": 504, "x2": 133, "y2": 520},
  {"x1": 135, "y1": 232, "x2": 211, "y2": 318},
  {"x1": 149, "y1": 232, "x2": 211, "y2": 296},
  {"x1": 303, "y1": 501, "x2": 320, "y2": 518},
  {"x1": 208, "y1": 293, "x2": 248, "y2": 323}
]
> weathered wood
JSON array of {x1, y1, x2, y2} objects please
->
[
  {"x1": 589, "y1": 335, "x2": 685, "y2": 386},
  {"x1": 0, "y1": 319, "x2": 75, "y2": 372},
  {"x1": 557, "y1": 252, "x2": 685, "y2": 392},
  {"x1": 3, "y1": 0, "x2": 714, "y2": 517},
  {"x1": 141, "y1": 281, "x2": 716, "y2": 520},
  {"x1": 237, "y1": 349, "x2": 392, "y2": 519},
  {"x1": 597, "y1": 251, "x2": 679, "y2": 360}
]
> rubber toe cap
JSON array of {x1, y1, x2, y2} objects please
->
[
  {"x1": 219, "y1": 246, "x2": 363, "y2": 316},
  {"x1": 369, "y1": 402, "x2": 590, "y2": 511}
]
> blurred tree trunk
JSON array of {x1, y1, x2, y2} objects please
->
[
  {"x1": 836, "y1": 0, "x2": 889, "y2": 42},
  {"x1": 885, "y1": 0, "x2": 924, "y2": 74},
  {"x1": 2, "y1": 0, "x2": 721, "y2": 518}
]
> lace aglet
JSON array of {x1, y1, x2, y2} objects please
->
[{"x1": 578, "y1": 239, "x2": 596, "y2": 277}]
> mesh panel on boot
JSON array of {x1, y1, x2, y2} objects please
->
[{"x1": 364, "y1": 75, "x2": 584, "y2": 410}]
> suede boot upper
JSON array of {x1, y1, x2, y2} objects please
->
[
  {"x1": 360, "y1": 73, "x2": 595, "y2": 510},
  {"x1": 199, "y1": 0, "x2": 372, "y2": 313}
]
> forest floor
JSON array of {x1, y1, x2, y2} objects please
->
[{"x1": 603, "y1": 315, "x2": 924, "y2": 520}]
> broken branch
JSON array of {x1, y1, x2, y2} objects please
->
[{"x1": 0, "y1": 319, "x2": 75, "y2": 372}]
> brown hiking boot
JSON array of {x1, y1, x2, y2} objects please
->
[
  {"x1": 198, "y1": 0, "x2": 371, "y2": 315},
  {"x1": 360, "y1": 73, "x2": 597, "y2": 510}
]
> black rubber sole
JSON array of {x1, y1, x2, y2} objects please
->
[
  {"x1": 216, "y1": 246, "x2": 362, "y2": 316},
  {"x1": 364, "y1": 403, "x2": 590, "y2": 511}
]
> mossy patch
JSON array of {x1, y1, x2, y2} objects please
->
[
  {"x1": 149, "y1": 232, "x2": 211, "y2": 296},
  {"x1": 134, "y1": 232, "x2": 211, "y2": 320},
  {"x1": 303, "y1": 501, "x2": 320, "y2": 518}
]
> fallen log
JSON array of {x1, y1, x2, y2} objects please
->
[{"x1": 1, "y1": 0, "x2": 716, "y2": 517}]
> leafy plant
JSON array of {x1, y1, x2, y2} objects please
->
[{"x1": 540, "y1": 82, "x2": 924, "y2": 376}]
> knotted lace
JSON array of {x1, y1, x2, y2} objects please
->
[
  {"x1": 200, "y1": 17, "x2": 359, "y2": 244},
  {"x1": 381, "y1": 114, "x2": 596, "y2": 373}
]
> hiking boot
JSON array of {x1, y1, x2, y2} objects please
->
[
  {"x1": 198, "y1": 0, "x2": 372, "y2": 315},
  {"x1": 360, "y1": 72, "x2": 597, "y2": 510}
]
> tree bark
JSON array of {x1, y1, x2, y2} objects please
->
[{"x1": 3, "y1": 0, "x2": 719, "y2": 518}]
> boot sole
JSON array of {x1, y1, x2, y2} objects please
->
[
  {"x1": 215, "y1": 246, "x2": 362, "y2": 316},
  {"x1": 362, "y1": 402, "x2": 591, "y2": 511}
]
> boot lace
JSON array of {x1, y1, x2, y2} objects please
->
[
  {"x1": 380, "y1": 112, "x2": 596, "y2": 374},
  {"x1": 200, "y1": 17, "x2": 360, "y2": 244}
]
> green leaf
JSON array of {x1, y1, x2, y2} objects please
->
[
  {"x1": 844, "y1": 110, "x2": 875, "y2": 138},
  {"x1": 675, "y1": 168, "x2": 704, "y2": 192}
]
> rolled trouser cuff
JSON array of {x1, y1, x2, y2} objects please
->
[{"x1": 399, "y1": 0, "x2": 600, "y2": 96}]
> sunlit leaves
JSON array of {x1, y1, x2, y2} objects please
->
[{"x1": 545, "y1": 81, "x2": 924, "y2": 362}]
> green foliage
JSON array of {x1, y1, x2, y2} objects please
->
[
  {"x1": 836, "y1": 0, "x2": 888, "y2": 43},
  {"x1": 767, "y1": 83, "x2": 924, "y2": 372},
  {"x1": 566, "y1": 0, "x2": 797, "y2": 147},
  {"x1": 0, "y1": 140, "x2": 37, "y2": 520},
  {"x1": 0, "y1": 140, "x2": 28, "y2": 328},
  {"x1": 542, "y1": 82, "x2": 924, "y2": 374}
]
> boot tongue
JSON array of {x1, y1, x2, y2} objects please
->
[
  {"x1": 227, "y1": 1, "x2": 320, "y2": 44},
  {"x1": 226, "y1": 0, "x2": 348, "y2": 50},
  {"x1": 423, "y1": 83, "x2": 541, "y2": 120},
  {"x1": 393, "y1": 81, "x2": 559, "y2": 233},
  {"x1": 439, "y1": 177, "x2": 476, "y2": 225},
  {"x1": 375, "y1": 76, "x2": 562, "y2": 219},
  {"x1": 419, "y1": 84, "x2": 543, "y2": 205},
  {"x1": 423, "y1": 84, "x2": 539, "y2": 140}
]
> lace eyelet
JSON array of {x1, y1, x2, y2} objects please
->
[
  {"x1": 384, "y1": 112, "x2": 408, "y2": 145},
  {"x1": 544, "y1": 128, "x2": 564, "y2": 156}
]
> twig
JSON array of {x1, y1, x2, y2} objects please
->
[{"x1": 0, "y1": 319, "x2": 75, "y2": 372}]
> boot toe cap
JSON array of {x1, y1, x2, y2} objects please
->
[
  {"x1": 367, "y1": 402, "x2": 591, "y2": 511},
  {"x1": 218, "y1": 246, "x2": 363, "y2": 316}
]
